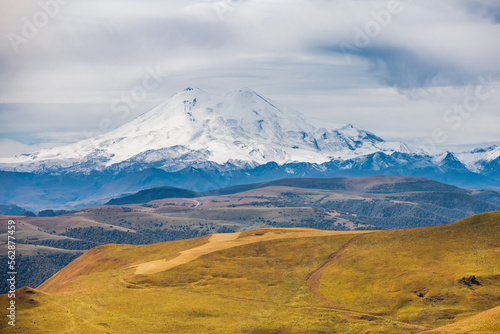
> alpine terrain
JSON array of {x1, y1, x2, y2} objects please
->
[{"x1": 0, "y1": 88, "x2": 498, "y2": 210}]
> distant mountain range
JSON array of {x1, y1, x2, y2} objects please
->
[{"x1": 0, "y1": 88, "x2": 498, "y2": 210}]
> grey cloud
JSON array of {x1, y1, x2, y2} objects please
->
[
  {"x1": 2, "y1": 0, "x2": 499, "y2": 98},
  {"x1": 322, "y1": 45, "x2": 477, "y2": 89},
  {"x1": 461, "y1": 0, "x2": 500, "y2": 23},
  {"x1": 0, "y1": 0, "x2": 499, "y2": 155}
]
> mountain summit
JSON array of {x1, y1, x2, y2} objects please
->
[
  {"x1": 0, "y1": 88, "x2": 498, "y2": 209},
  {"x1": 0, "y1": 88, "x2": 418, "y2": 173}
]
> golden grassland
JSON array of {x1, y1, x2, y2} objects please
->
[
  {"x1": 319, "y1": 212, "x2": 500, "y2": 327},
  {"x1": 422, "y1": 305, "x2": 500, "y2": 333},
  {"x1": 1, "y1": 212, "x2": 499, "y2": 333}
]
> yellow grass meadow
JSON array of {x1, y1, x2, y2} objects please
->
[{"x1": 1, "y1": 212, "x2": 499, "y2": 333}]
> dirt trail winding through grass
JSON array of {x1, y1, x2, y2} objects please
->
[
  {"x1": 186, "y1": 198, "x2": 201, "y2": 207},
  {"x1": 131, "y1": 229, "x2": 358, "y2": 275},
  {"x1": 307, "y1": 234, "x2": 367, "y2": 307},
  {"x1": 302, "y1": 233, "x2": 424, "y2": 328}
]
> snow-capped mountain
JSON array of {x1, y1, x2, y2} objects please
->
[
  {"x1": 0, "y1": 88, "x2": 420, "y2": 173},
  {"x1": 454, "y1": 145, "x2": 500, "y2": 173},
  {"x1": 0, "y1": 88, "x2": 498, "y2": 210}
]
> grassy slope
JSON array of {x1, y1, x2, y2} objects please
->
[
  {"x1": 1, "y1": 212, "x2": 499, "y2": 333},
  {"x1": 422, "y1": 305, "x2": 500, "y2": 333},
  {"x1": 318, "y1": 212, "x2": 500, "y2": 329},
  {"x1": 2, "y1": 230, "x2": 427, "y2": 333}
]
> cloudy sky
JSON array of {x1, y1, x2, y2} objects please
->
[{"x1": 1, "y1": 0, "x2": 499, "y2": 157}]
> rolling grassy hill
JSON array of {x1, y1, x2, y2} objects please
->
[
  {"x1": 2, "y1": 176, "x2": 500, "y2": 294},
  {"x1": 316, "y1": 211, "x2": 500, "y2": 328},
  {"x1": 1, "y1": 212, "x2": 499, "y2": 333},
  {"x1": 422, "y1": 305, "x2": 500, "y2": 333}
]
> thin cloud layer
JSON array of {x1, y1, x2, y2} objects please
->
[{"x1": 0, "y1": 0, "x2": 499, "y2": 154}]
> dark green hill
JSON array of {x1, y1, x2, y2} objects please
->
[
  {"x1": 0, "y1": 203, "x2": 26, "y2": 215},
  {"x1": 107, "y1": 175, "x2": 464, "y2": 205},
  {"x1": 106, "y1": 187, "x2": 200, "y2": 205}
]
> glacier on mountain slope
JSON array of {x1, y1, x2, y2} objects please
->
[
  {"x1": 430, "y1": 145, "x2": 500, "y2": 174},
  {"x1": 0, "y1": 88, "x2": 422, "y2": 173},
  {"x1": 454, "y1": 145, "x2": 500, "y2": 172}
]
